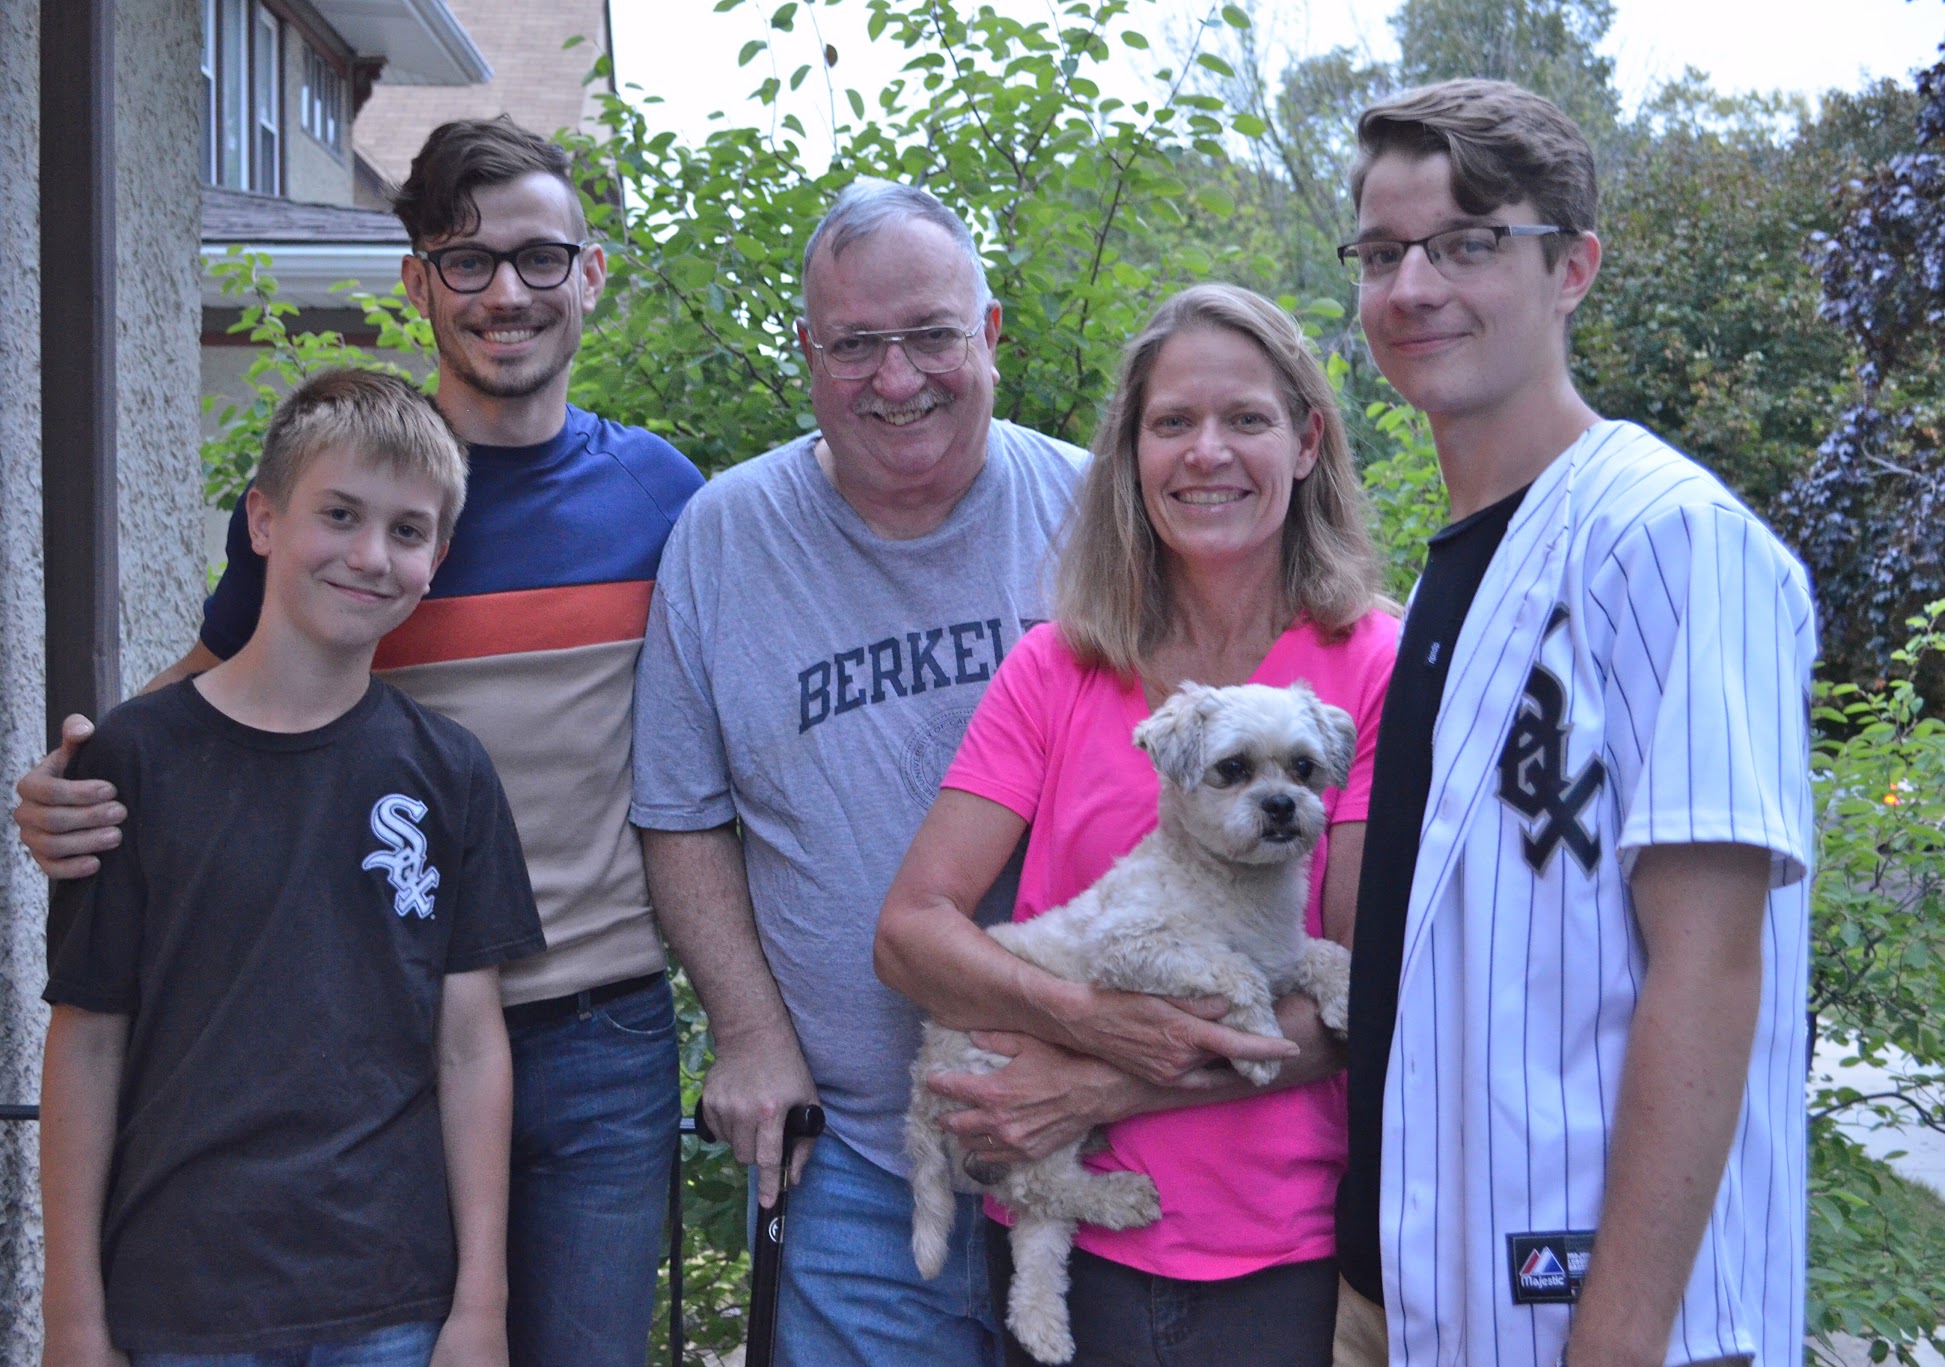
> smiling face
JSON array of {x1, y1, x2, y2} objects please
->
[
  {"x1": 1135, "y1": 326, "x2": 1322, "y2": 581},
  {"x1": 798, "y1": 216, "x2": 1001, "y2": 520},
  {"x1": 402, "y1": 171, "x2": 603, "y2": 421},
  {"x1": 249, "y1": 443, "x2": 446, "y2": 657},
  {"x1": 1354, "y1": 150, "x2": 1595, "y2": 431}
]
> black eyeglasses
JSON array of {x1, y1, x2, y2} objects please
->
[
  {"x1": 414, "y1": 241, "x2": 591, "y2": 293},
  {"x1": 1337, "y1": 225, "x2": 1565, "y2": 284}
]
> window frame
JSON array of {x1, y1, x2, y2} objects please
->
[
  {"x1": 298, "y1": 39, "x2": 346, "y2": 159},
  {"x1": 201, "y1": 0, "x2": 283, "y2": 195}
]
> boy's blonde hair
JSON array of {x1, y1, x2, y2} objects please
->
[
  {"x1": 1055, "y1": 284, "x2": 1384, "y2": 675},
  {"x1": 255, "y1": 368, "x2": 468, "y2": 542}
]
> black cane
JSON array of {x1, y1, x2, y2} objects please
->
[
  {"x1": 671, "y1": 1114, "x2": 696, "y2": 1367},
  {"x1": 695, "y1": 1102, "x2": 826, "y2": 1367}
]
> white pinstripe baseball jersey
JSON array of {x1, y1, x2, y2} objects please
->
[{"x1": 1381, "y1": 421, "x2": 1817, "y2": 1367}]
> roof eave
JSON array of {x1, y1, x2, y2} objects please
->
[{"x1": 309, "y1": 0, "x2": 492, "y2": 87}]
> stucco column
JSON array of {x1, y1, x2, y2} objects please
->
[
  {"x1": 1, "y1": 0, "x2": 50, "y2": 1349},
  {"x1": 0, "y1": 0, "x2": 202, "y2": 1354}
]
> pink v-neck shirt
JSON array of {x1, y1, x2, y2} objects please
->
[{"x1": 942, "y1": 613, "x2": 1398, "y2": 1279}]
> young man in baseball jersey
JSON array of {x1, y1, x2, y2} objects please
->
[{"x1": 1332, "y1": 80, "x2": 1816, "y2": 1367}]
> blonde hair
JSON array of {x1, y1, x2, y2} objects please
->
[
  {"x1": 1054, "y1": 284, "x2": 1383, "y2": 674},
  {"x1": 256, "y1": 368, "x2": 468, "y2": 542}
]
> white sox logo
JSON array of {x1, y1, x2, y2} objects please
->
[
  {"x1": 362, "y1": 794, "x2": 440, "y2": 919},
  {"x1": 1497, "y1": 606, "x2": 1605, "y2": 874}
]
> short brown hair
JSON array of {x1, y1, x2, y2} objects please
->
[
  {"x1": 1351, "y1": 79, "x2": 1597, "y2": 267},
  {"x1": 1055, "y1": 284, "x2": 1384, "y2": 674},
  {"x1": 257, "y1": 368, "x2": 469, "y2": 542},
  {"x1": 392, "y1": 116, "x2": 583, "y2": 247}
]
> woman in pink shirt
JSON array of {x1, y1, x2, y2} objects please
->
[{"x1": 877, "y1": 283, "x2": 1398, "y2": 1365}]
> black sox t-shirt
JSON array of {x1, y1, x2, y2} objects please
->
[{"x1": 45, "y1": 678, "x2": 544, "y2": 1354}]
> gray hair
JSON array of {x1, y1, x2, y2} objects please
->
[{"x1": 801, "y1": 177, "x2": 992, "y2": 307}]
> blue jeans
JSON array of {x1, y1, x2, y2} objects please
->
[
  {"x1": 505, "y1": 975, "x2": 680, "y2": 1367},
  {"x1": 128, "y1": 1320, "x2": 440, "y2": 1366},
  {"x1": 763, "y1": 1128, "x2": 999, "y2": 1367}
]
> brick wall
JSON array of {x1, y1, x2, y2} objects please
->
[{"x1": 353, "y1": 0, "x2": 611, "y2": 193}]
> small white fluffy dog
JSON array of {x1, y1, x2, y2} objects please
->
[{"x1": 906, "y1": 679, "x2": 1357, "y2": 1365}]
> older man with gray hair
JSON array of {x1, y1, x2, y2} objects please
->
[{"x1": 630, "y1": 180, "x2": 1086, "y2": 1362}]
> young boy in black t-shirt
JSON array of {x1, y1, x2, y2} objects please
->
[{"x1": 39, "y1": 368, "x2": 545, "y2": 1367}]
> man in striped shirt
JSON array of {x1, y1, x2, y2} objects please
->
[
  {"x1": 1333, "y1": 79, "x2": 1815, "y2": 1367},
  {"x1": 15, "y1": 118, "x2": 704, "y2": 1367}
]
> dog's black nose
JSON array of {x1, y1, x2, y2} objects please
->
[{"x1": 1261, "y1": 793, "x2": 1297, "y2": 822}]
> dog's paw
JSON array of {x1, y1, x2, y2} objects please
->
[
  {"x1": 1010, "y1": 1300, "x2": 1076, "y2": 1365},
  {"x1": 1235, "y1": 1054, "x2": 1286, "y2": 1087},
  {"x1": 1089, "y1": 1172, "x2": 1161, "y2": 1230},
  {"x1": 1318, "y1": 990, "x2": 1350, "y2": 1038}
]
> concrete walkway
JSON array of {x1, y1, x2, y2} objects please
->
[{"x1": 1815, "y1": 1035, "x2": 1945, "y2": 1196}]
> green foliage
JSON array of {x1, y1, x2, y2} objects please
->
[
  {"x1": 1783, "y1": 57, "x2": 1945, "y2": 696},
  {"x1": 1806, "y1": 602, "x2": 1945, "y2": 1363},
  {"x1": 1390, "y1": 0, "x2": 1621, "y2": 152},
  {"x1": 561, "y1": 0, "x2": 1274, "y2": 475},
  {"x1": 656, "y1": 965, "x2": 750, "y2": 1360},
  {"x1": 1356, "y1": 387, "x2": 1447, "y2": 600},
  {"x1": 1809, "y1": 1149, "x2": 1945, "y2": 1366},
  {"x1": 200, "y1": 249, "x2": 432, "y2": 510},
  {"x1": 1574, "y1": 79, "x2": 1920, "y2": 516}
]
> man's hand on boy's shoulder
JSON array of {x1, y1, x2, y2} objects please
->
[
  {"x1": 430, "y1": 1303, "x2": 508, "y2": 1367},
  {"x1": 14, "y1": 642, "x2": 220, "y2": 878},
  {"x1": 40, "y1": 1317, "x2": 129, "y2": 1367},
  {"x1": 12, "y1": 714, "x2": 125, "y2": 880}
]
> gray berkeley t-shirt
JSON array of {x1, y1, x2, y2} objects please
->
[{"x1": 630, "y1": 420, "x2": 1087, "y2": 1174}]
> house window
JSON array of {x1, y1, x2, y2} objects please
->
[
  {"x1": 253, "y1": 4, "x2": 280, "y2": 190},
  {"x1": 300, "y1": 42, "x2": 345, "y2": 156},
  {"x1": 202, "y1": 0, "x2": 281, "y2": 193}
]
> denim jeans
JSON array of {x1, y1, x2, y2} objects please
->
[
  {"x1": 987, "y1": 1218, "x2": 1337, "y2": 1367},
  {"x1": 761, "y1": 1128, "x2": 999, "y2": 1367},
  {"x1": 504, "y1": 975, "x2": 681, "y2": 1367},
  {"x1": 128, "y1": 1319, "x2": 440, "y2": 1367}
]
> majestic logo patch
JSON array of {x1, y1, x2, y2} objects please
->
[
  {"x1": 1508, "y1": 1230, "x2": 1593, "y2": 1305},
  {"x1": 1497, "y1": 605, "x2": 1604, "y2": 874},
  {"x1": 362, "y1": 793, "x2": 440, "y2": 919}
]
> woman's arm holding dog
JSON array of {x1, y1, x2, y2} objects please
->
[
  {"x1": 876, "y1": 790, "x2": 1301, "y2": 1089},
  {"x1": 922, "y1": 823, "x2": 1363, "y2": 1164}
]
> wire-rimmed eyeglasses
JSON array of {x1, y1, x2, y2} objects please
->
[
  {"x1": 801, "y1": 322, "x2": 984, "y2": 380},
  {"x1": 414, "y1": 241, "x2": 592, "y2": 293},
  {"x1": 1336, "y1": 225, "x2": 1565, "y2": 284}
]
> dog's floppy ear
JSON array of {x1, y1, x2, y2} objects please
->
[
  {"x1": 1134, "y1": 682, "x2": 1220, "y2": 787},
  {"x1": 1314, "y1": 697, "x2": 1357, "y2": 790}
]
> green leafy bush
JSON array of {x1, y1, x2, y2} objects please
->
[
  {"x1": 1356, "y1": 387, "x2": 1446, "y2": 601},
  {"x1": 200, "y1": 249, "x2": 431, "y2": 510},
  {"x1": 1806, "y1": 602, "x2": 1945, "y2": 1365},
  {"x1": 557, "y1": 0, "x2": 1305, "y2": 473},
  {"x1": 659, "y1": 967, "x2": 749, "y2": 1360}
]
